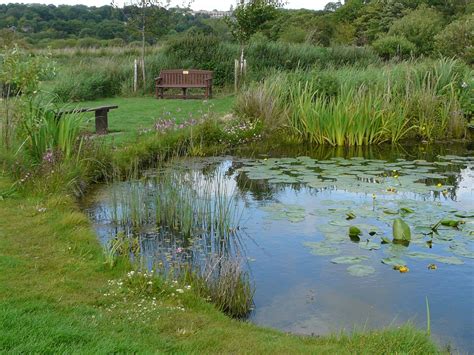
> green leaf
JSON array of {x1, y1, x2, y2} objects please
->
[
  {"x1": 381, "y1": 236, "x2": 391, "y2": 244},
  {"x1": 393, "y1": 218, "x2": 411, "y2": 242},
  {"x1": 331, "y1": 256, "x2": 368, "y2": 264},
  {"x1": 346, "y1": 212, "x2": 356, "y2": 220},
  {"x1": 359, "y1": 241, "x2": 381, "y2": 250},
  {"x1": 349, "y1": 226, "x2": 362, "y2": 237},
  {"x1": 399, "y1": 207, "x2": 414, "y2": 214},
  {"x1": 381, "y1": 257, "x2": 406, "y2": 266},
  {"x1": 440, "y1": 220, "x2": 463, "y2": 228},
  {"x1": 347, "y1": 264, "x2": 376, "y2": 277},
  {"x1": 303, "y1": 242, "x2": 340, "y2": 256}
]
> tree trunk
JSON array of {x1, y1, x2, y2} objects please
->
[{"x1": 141, "y1": 0, "x2": 146, "y2": 92}]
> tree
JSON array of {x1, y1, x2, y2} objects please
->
[
  {"x1": 226, "y1": 0, "x2": 283, "y2": 85},
  {"x1": 324, "y1": 2, "x2": 342, "y2": 12},
  {"x1": 435, "y1": 14, "x2": 473, "y2": 64},
  {"x1": 118, "y1": 0, "x2": 172, "y2": 92},
  {"x1": 389, "y1": 4, "x2": 444, "y2": 55}
]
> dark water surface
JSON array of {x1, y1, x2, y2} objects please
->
[{"x1": 85, "y1": 143, "x2": 474, "y2": 353}]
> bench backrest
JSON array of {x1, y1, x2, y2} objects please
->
[{"x1": 158, "y1": 69, "x2": 213, "y2": 86}]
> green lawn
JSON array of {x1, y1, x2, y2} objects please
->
[{"x1": 68, "y1": 95, "x2": 234, "y2": 145}]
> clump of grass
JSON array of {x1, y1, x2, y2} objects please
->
[
  {"x1": 180, "y1": 255, "x2": 254, "y2": 318},
  {"x1": 18, "y1": 97, "x2": 85, "y2": 163}
]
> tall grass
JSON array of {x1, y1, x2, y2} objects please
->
[
  {"x1": 236, "y1": 58, "x2": 472, "y2": 145},
  {"x1": 18, "y1": 98, "x2": 85, "y2": 163},
  {"x1": 181, "y1": 255, "x2": 254, "y2": 318},
  {"x1": 40, "y1": 39, "x2": 381, "y2": 101},
  {"x1": 110, "y1": 168, "x2": 241, "y2": 242}
]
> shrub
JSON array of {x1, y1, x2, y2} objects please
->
[
  {"x1": 372, "y1": 35, "x2": 415, "y2": 60},
  {"x1": 435, "y1": 14, "x2": 474, "y2": 64},
  {"x1": 326, "y1": 45, "x2": 380, "y2": 67},
  {"x1": 388, "y1": 4, "x2": 444, "y2": 55}
]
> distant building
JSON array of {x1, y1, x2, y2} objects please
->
[{"x1": 192, "y1": 10, "x2": 232, "y2": 18}]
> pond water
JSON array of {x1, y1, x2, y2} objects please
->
[{"x1": 85, "y1": 143, "x2": 474, "y2": 352}]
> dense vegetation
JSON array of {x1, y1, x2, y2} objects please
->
[
  {"x1": 1, "y1": 1, "x2": 472, "y2": 63},
  {"x1": 235, "y1": 58, "x2": 473, "y2": 145}
]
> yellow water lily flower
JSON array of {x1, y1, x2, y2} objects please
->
[
  {"x1": 398, "y1": 266, "x2": 409, "y2": 273},
  {"x1": 437, "y1": 183, "x2": 442, "y2": 187}
]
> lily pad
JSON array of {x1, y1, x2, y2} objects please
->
[
  {"x1": 303, "y1": 242, "x2": 340, "y2": 256},
  {"x1": 454, "y1": 211, "x2": 474, "y2": 218},
  {"x1": 381, "y1": 257, "x2": 407, "y2": 266},
  {"x1": 393, "y1": 218, "x2": 411, "y2": 242},
  {"x1": 349, "y1": 226, "x2": 362, "y2": 237},
  {"x1": 331, "y1": 256, "x2": 369, "y2": 264},
  {"x1": 359, "y1": 241, "x2": 381, "y2": 250},
  {"x1": 347, "y1": 264, "x2": 376, "y2": 277},
  {"x1": 407, "y1": 252, "x2": 464, "y2": 265}
]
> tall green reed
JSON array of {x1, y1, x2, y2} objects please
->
[
  {"x1": 19, "y1": 98, "x2": 85, "y2": 163},
  {"x1": 236, "y1": 58, "x2": 471, "y2": 145}
]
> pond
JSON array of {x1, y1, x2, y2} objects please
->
[{"x1": 84, "y1": 143, "x2": 474, "y2": 352}]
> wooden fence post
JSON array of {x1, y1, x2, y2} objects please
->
[{"x1": 133, "y1": 59, "x2": 138, "y2": 93}]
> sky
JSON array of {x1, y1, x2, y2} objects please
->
[{"x1": 0, "y1": 0, "x2": 330, "y2": 11}]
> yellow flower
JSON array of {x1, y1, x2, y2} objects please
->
[
  {"x1": 372, "y1": 193, "x2": 376, "y2": 199},
  {"x1": 437, "y1": 183, "x2": 442, "y2": 187},
  {"x1": 427, "y1": 264, "x2": 437, "y2": 270},
  {"x1": 399, "y1": 266, "x2": 409, "y2": 273}
]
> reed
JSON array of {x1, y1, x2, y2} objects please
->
[
  {"x1": 236, "y1": 58, "x2": 471, "y2": 145},
  {"x1": 18, "y1": 98, "x2": 85, "y2": 163}
]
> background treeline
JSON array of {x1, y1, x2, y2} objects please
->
[
  {"x1": 0, "y1": 4, "x2": 219, "y2": 47},
  {"x1": 1, "y1": 1, "x2": 472, "y2": 63}
]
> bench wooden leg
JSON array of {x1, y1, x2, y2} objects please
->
[
  {"x1": 95, "y1": 109, "x2": 108, "y2": 135},
  {"x1": 182, "y1": 88, "x2": 187, "y2": 100}
]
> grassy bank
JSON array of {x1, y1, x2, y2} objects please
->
[{"x1": 0, "y1": 175, "x2": 439, "y2": 353}]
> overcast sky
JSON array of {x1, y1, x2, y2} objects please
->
[{"x1": 0, "y1": 0, "x2": 330, "y2": 11}]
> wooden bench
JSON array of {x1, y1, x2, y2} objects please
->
[
  {"x1": 155, "y1": 69, "x2": 213, "y2": 99},
  {"x1": 57, "y1": 105, "x2": 118, "y2": 135}
]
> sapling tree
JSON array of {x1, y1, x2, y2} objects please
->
[
  {"x1": 115, "y1": 0, "x2": 173, "y2": 92},
  {"x1": 226, "y1": 0, "x2": 284, "y2": 86}
]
